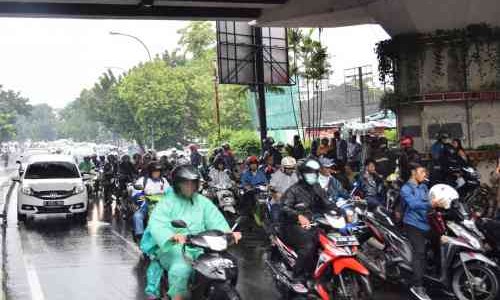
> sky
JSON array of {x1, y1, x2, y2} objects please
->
[{"x1": 0, "y1": 18, "x2": 389, "y2": 108}]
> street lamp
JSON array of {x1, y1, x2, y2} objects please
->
[{"x1": 109, "y1": 31, "x2": 152, "y2": 61}]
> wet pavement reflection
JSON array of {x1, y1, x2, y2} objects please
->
[{"x1": 4, "y1": 186, "x2": 404, "y2": 299}]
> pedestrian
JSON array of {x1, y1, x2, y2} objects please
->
[
  {"x1": 399, "y1": 136, "x2": 421, "y2": 182},
  {"x1": 358, "y1": 159, "x2": 385, "y2": 209},
  {"x1": 290, "y1": 135, "x2": 305, "y2": 160},
  {"x1": 347, "y1": 134, "x2": 362, "y2": 172},
  {"x1": 334, "y1": 131, "x2": 347, "y2": 164}
]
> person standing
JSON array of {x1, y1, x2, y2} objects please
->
[
  {"x1": 334, "y1": 131, "x2": 348, "y2": 165},
  {"x1": 347, "y1": 135, "x2": 362, "y2": 172},
  {"x1": 290, "y1": 135, "x2": 305, "y2": 160},
  {"x1": 400, "y1": 163, "x2": 443, "y2": 300}
]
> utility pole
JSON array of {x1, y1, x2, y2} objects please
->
[
  {"x1": 254, "y1": 27, "x2": 267, "y2": 146},
  {"x1": 213, "y1": 61, "x2": 222, "y2": 141},
  {"x1": 358, "y1": 67, "x2": 366, "y2": 123}
]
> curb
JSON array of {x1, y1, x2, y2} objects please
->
[{"x1": 0, "y1": 170, "x2": 16, "y2": 300}]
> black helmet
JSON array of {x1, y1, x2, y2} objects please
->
[
  {"x1": 122, "y1": 155, "x2": 130, "y2": 162},
  {"x1": 171, "y1": 164, "x2": 201, "y2": 194},
  {"x1": 213, "y1": 155, "x2": 225, "y2": 167},
  {"x1": 297, "y1": 158, "x2": 321, "y2": 181}
]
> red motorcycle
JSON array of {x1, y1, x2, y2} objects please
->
[{"x1": 265, "y1": 212, "x2": 373, "y2": 300}]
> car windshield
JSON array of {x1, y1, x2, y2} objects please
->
[{"x1": 24, "y1": 162, "x2": 80, "y2": 179}]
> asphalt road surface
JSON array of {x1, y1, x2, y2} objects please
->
[{"x1": 3, "y1": 184, "x2": 407, "y2": 300}]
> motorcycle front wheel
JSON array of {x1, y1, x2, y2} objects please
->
[
  {"x1": 335, "y1": 271, "x2": 373, "y2": 300},
  {"x1": 452, "y1": 262, "x2": 499, "y2": 300}
]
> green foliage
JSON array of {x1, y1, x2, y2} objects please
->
[
  {"x1": 0, "y1": 85, "x2": 32, "y2": 141},
  {"x1": 16, "y1": 104, "x2": 57, "y2": 141},
  {"x1": 380, "y1": 91, "x2": 405, "y2": 110},
  {"x1": 208, "y1": 128, "x2": 260, "y2": 159},
  {"x1": 177, "y1": 21, "x2": 216, "y2": 59}
]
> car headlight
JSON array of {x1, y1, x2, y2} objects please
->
[
  {"x1": 21, "y1": 186, "x2": 33, "y2": 195},
  {"x1": 74, "y1": 185, "x2": 85, "y2": 194}
]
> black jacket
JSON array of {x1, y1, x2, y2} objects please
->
[{"x1": 280, "y1": 181, "x2": 337, "y2": 225}]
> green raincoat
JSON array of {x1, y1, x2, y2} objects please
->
[{"x1": 145, "y1": 188, "x2": 230, "y2": 298}]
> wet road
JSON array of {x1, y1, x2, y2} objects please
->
[{"x1": 3, "y1": 183, "x2": 405, "y2": 299}]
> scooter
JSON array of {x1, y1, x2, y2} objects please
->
[
  {"x1": 265, "y1": 210, "x2": 373, "y2": 300},
  {"x1": 358, "y1": 199, "x2": 499, "y2": 300},
  {"x1": 169, "y1": 218, "x2": 242, "y2": 300}
]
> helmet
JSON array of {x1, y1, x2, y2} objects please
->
[
  {"x1": 281, "y1": 156, "x2": 297, "y2": 168},
  {"x1": 429, "y1": 184, "x2": 459, "y2": 209},
  {"x1": 297, "y1": 158, "x2": 321, "y2": 176},
  {"x1": 221, "y1": 142, "x2": 230, "y2": 150},
  {"x1": 400, "y1": 136, "x2": 414, "y2": 148},
  {"x1": 318, "y1": 157, "x2": 335, "y2": 168},
  {"x1": 189, "y1": 144, "x2": 198, "y2": 151},
  {"x1": 297, "y1": 159, "x2": 321, "y2": 185},
  {"x1": 171, "y1": 164, "x2": 201, "y2": 194},
  {"x1": 213, "y1": 155, "x2": 225, "y2": 167},
  {"x1": 213, "y1": 147, "x2": 223, "y2": 156},
  {"x1": 246, "y1": 155, "x2": 259, "y2": 165}
]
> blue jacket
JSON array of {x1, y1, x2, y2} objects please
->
[
  {"x1": 240, "y1": 169, "x2": 268, "y2": 188},
  {"x1": 327, "y1": 177, "x2": 350, "y2": 202},
  {"x1": 400, "y1": 181, "x2": 431, "y2": 231}
]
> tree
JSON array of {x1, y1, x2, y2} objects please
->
[
  {"x1": 177, "y1": 21, "x2": 216, "y2": 59},
  {"x1": 0, "y1": 85, "x2": 32, "y2": 141},
  {"x1": 16, "y1": 104, "x2": 57, "y2": 141}
]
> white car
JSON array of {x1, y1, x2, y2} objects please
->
[{"x1": 14, "y1": 154, "x2": 89, "y2": 223}]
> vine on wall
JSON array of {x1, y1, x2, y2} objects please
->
[{"x1": 376, "y1": 23, "x2": 500, "y2": 97}]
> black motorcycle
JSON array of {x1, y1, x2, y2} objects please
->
[{"x1": 169, "y1": 219, "x2": 241, "y2": 300}]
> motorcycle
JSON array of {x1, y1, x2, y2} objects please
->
[
  {"x1": 358, "y1": 187, "x2": 500, "y2": 300},
  {"x1": 238, "y1": 185, "x2": 269, "y2": 228},
  {"x1": 168, "y1": 218, "x2": 242, "y2": 300},
  {"x1": 265, "y1": 209, "x2": 373, "y2": 300}
]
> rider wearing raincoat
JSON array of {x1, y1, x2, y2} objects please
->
[{"x1": 141, "y1": 164, "x2": 241, "y2": 300}]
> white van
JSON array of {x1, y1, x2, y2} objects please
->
[{"x1": 14, "y1": 154, "x2": 89, "y2": 223}]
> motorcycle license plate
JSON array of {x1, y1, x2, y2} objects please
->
[
  {"x1": 44, "y1": 200, "x2": 64, "y2": 206},
  {"x1": 328, "y1": 234, "x2": 359, "y2": 246}
]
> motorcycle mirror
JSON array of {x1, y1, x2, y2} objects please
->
[{"x1": 171, "y1": 220, "x2": 188, "y2": 228}]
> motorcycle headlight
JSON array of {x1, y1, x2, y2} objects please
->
[
  {"x1": 74, "y1": 185, "x2": 85, "y2": 195},
  {"x1": 21, "y1": 186, "x2": 33, "y2": 195}
]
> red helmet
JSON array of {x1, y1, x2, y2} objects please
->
[
  {"x1": 400, "y1": 136, "x2": 414, "y2": 148},
  {"x1": 188, "y1": 144, "x2": 198, "y2": 151},
  {"x1": 246, "y1": 155, "x2": 259, "y2": 165}
]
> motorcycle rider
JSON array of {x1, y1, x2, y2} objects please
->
[
  {"x1": 132, "y1": 162, "x2": 169, "y2": 242},
  {"x1": 259, "y1": 151, "x2": 276, "y2": 181},
  {"x1": 144, "y1": 164, "x2": 241, "y2": 300},
  {"x1": 240, "y1": 156, "x2": 268, "y2": 227},
  {"x1": 359, "y1": 159, "x2": 385, "y2": 209},
  {"x1": 399, "y1": 136, "x2": 421, "y2": 182},
  {"x1": 401, "y1": 162, "x2": 444, "y2": 300},
  {"x1": 318, "y1": 157, "x2": 349, "y2": 202},
  {"x1": 280, "y1": 158, "x2": 338, "y2": 285},
  {"x1": 208, "y1": 156, "x2": 232, "y2": 189},
  {"x1": 189, "y1": 144, "x2": 202, "y2": 168},
  {"x1": 103, "y1": 155, "x2": 117, "y2": 205},
  {"x1": 269, "y1": 156, "x2": 298, "y2": 223},
  {"x1": 79, "y1": 156, "x2": 95, "y2": 174}
]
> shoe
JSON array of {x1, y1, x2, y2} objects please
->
[{"x1": 410, "y1": 286, "x2": 432, "y2": 300}]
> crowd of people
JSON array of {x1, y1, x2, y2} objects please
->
[{"x1": 72, "y1": 132, "x2": 499, "y2": 300}]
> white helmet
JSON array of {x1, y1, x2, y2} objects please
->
[
  {"x1": 429, "y1": 184, "x2": 459, "y2": 209},
  {"x1": 281, "y1": 156, "x2": 297, "y2": 168}
]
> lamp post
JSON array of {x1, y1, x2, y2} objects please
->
[{"x1": 109, "y1": 31, "x2": 152, "y2": 61}]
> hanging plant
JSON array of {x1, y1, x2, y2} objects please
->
[{"x1": 376, "y1": 23, "x2": 500, "y2": 91}]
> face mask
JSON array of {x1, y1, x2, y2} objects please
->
[{"x1": 304, "y1": 173, "x2": 319, "y2": 185}]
